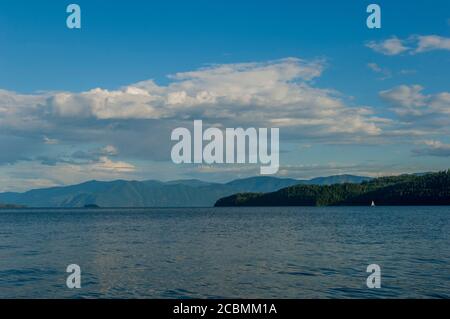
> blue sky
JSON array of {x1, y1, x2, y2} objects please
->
[{"x1": 0, "y1": 0, "x2": 450, "y2": 191}]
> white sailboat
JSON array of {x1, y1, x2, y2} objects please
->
[{"x1": 371, "y1": 201, "x2": 376, "y2": 207}]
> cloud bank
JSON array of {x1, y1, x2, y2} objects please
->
[{"x1": 0, "y1": 58, "x2": 386, "y2": 167}]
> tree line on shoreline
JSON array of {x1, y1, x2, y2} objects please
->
[{"x1": 215, "y1": 171, "x2": 450, "y2": 207}]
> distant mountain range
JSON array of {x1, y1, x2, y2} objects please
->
[
  {"x1": 215, "y1": 171, "x2": 450, "y2": 207},
  {"x1": 0, "y1": 175, "x2": 371, "y2": 208}
]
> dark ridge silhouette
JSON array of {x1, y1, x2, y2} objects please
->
[{"x1": 215, "y1": 171, "x2": 450, "y2": 207}]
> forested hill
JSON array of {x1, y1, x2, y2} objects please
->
[{"x1": 214, "y1": 171, "x2": 450, "y2": 207}]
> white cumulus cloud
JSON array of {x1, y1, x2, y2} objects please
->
[
  {"x1": 366, "y1": 37, "x2": 409, "y2": 56},
  {"x1": 367, "y1": 34, "x2": 450, "y2": 55}
]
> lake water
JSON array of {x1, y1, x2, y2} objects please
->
[{"x1": 0, "y1": 207, "x2": 449, "y2": 299}]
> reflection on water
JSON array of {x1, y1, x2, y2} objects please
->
[{"x1": 0, "y1": 207, "x2": 449, "y2": 298}]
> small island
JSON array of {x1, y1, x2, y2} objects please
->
[
  {"x1": 84, "y1": 204, "x2": 101, "y2": 208},
  {"x1": 0, "y1": 203, "x2": 26, "y2": 209}
]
